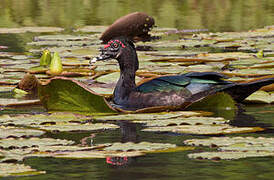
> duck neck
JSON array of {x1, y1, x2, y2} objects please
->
[{"x1": 114, "y1": 47, "x2": 139, "y2": 102}]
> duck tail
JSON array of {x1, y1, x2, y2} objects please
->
[{"x1": 224, "y1": 77, "x2": 274, "y2": 102}]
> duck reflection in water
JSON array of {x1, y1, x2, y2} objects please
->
[{"x1": 106, "y1": 121, "x2": 138, "y2": 167}]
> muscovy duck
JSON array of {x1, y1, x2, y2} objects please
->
[{"x1": 91, "y1": 37, "x2": 274, "y2": 110}]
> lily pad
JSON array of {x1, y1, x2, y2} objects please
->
[
  {"x1": 32, "y1": 123, "x2": 119, "y2": 132},
  {"x1": 223, "y1": 68, "x2": 274, "y2": 77},
  {"x1": 0, "y1": 137, "x2": 74, "y2": 149},
  {"x1": 0, "y1": 163, "x2": 45, "y2": 177},
  {"x1": 0, "y1": 98, "x2": 41, "y2": 107},
  {"x1": 187, "y1": 151, "x2": 274, "y2": 160},
  {"x1": 0, "y1": 27, "x2": 64, "y2": 34},
  {"x1": 33, "y1": 34, "x2": 98, "y2": 42},
  {"x1": 134, "y1": 116, "x2": 228, "y2": 126},
  {"x1": 38, "y1": 77, "x2": 117, "y2": 115},
  {"x1": 53, "y1": 142, "x2": 190, "y2": 159},
  {"x1": 95, "y1": 72, "x2": 120, "y2": 84},
  {"x1": 94, "y1": 111, "x2": 204, "y2": 121},
  {"x1": 142, "y1": 124, "x2": 264, "y2": 135},
  {"x1": 53, "y1": 150, "x2": 145, "y2": 159},
  {"x1": 184, "y1": 136, "x2": 274, "y2": 147},
  {"x1": 88, "y1": 87, "x2": 114, "y2": 95},
  {"x1": 103, "y1": 142, "x2": 176, "y2": 151},
  {"x1": 0, "y1": 126, "x2": 45, "y2": 139},
  {"x1": 0, "y1": 145, "x2": 106, "y2": 162},
  {"x1": 0, "y1": 113, "x2": 91, "y2": 126},
  {"x1": 244, "y1": 91, "x2": 274, "y2": 104},
  {"x1": 74, "y1": 26, "x2": 108, "y2": 33},
  {"x1": 184, "y1": 136, "x2": 274, "y2": 160}
]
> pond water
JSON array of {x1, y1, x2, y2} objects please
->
[
  {"x1": 0, "y1": 0, "x2": 274, "y2": 31},
  {"x1": 0, "y1": 0, "x2": 274, "y2": 179}
]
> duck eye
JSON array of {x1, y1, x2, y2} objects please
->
[{"x1": 111, "y1": 43, "x2": 119, "y2": 48}]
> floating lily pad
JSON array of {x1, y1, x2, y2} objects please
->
[
  {"x1": 187, "y1": 151, "x2": 274, "y2": 160},
  {"x1": 88, "y1": 87, "x2": 114, "y2": 95},
  {"x1": 53, "y1": 150, "x2": 145, "y2": 159},
  {"x1": 33, "y1": 34, "x2": 98, "y2": 42},
  {"x1": 53, "y1": 142, "x2": 190, "y2": 159},
  {"x1": 0, "y1": 163, "x2": 45, "y2": 177},
  {"x1": 0, "y1": 27, "x2": 64, "y2": 34},
  {"x1": 145, "y1": 50, "x2": 205, "y2": 57},
  {"x1": 184, "y1": 136, "x2": 274, "y2": 160},
  {"x1": 0, "y1": 113, "x2": 91, "y2": 126},
  {"x1": 223, "y1": 68, "x2": 274, "y2": 77},
  {"x1": 10, "y1": 55, "x2": 28, "y2": 60},
  {"x1": 184, "y1": 64, "x2": 219, "y2": 72},
  {"x1": 142, "y1": 124, "x2": 264, "y2": 135},
  {"x1": 244, "y1": 91, "x2": 274, "y2": 104},
  {"x1": 38, "y1": 77, "x2": 117, "y2": 115},
  {"x1": 74, "y1": 26, "x2": 107, "y2": 33},
  {"x1": 198, "y1": 52, "x2": 252, "y2": 59},
  {"x1": 0, "y1": 145, "x2": 106, "y2": 162},
  {"x1": 28, "y1": 65, "x2": 48, "y2": 74},
  {"x1": 0, "y1": 137, "x2": 74, "y2": 149},
  {"x1": 0, "y1": 126, "x2": 45, "y2": 139},
  {"x1": 0, "y1": 98, "x2": 41, "y2": 107},
  {"x1": 0, "y1": 86, "x2": 14, "y2": 91},
  {"x1": 134, "y1": 116, "x2": 228, "y2": 126},
  {"x1": 32, "y1": 123, "x2": 119, "y2": 132},
  {"x1": 28, "y1": 35, "x2": 101, "y2": 47},
  {"x1": 0, "y1": 79, "x2": 20, "y2": 85},
  {"x1": 94, "y1": 111, "x2": 204, "y2": 121},
  {"x1": 184, "y1": 136, "x2": 274, "y2": 147},
  {"x1": 103, "y1": 142, "x2": 176, "y2": 151},
  {"x1": 28, "y1": 40, "x2": 93, "y2": 47},
  {"x1": 95, "y1": 72, "x2": 120, "y2": 84}
]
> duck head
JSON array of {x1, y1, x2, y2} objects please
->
[{"x1": 91, "y1": 37, "x2": 139, "y2": 72}]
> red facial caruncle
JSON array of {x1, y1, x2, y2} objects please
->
[{"x1": 104, "y1": 40, "x2": 126, "y2": 49}]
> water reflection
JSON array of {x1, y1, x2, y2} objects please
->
[{"x1": 0, "y1": 0, "x2": 273, "y2": 31}]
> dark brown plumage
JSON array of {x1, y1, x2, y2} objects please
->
[
  {"x1": 91, "y1": 37, "x2": 274, "y2": 110},
  {"x1": 100, "y1": 12, "x2": 155, "y2": 44}
]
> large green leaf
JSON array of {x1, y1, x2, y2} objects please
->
[{"x1": 38, "y1": 77, "x2": 117, "y2": 115}]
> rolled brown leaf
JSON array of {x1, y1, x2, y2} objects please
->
[{"x1": 100, "y1": 12, "x2": 155, "y2": 43}]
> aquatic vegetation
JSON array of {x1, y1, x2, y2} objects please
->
[
  {"x1": 184, "y1": 137, "x2": 274, "y2": 160},
  {"x1": 0, "y1": 163, "x2": 45, "y2": 177},
  {"x1": 0, "y1": 24, "x2": 273, "y2": 178}
]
